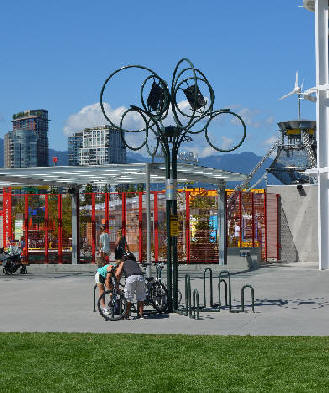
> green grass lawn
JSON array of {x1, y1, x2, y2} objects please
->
[{"x1": 1, "y1": 333, "x2": 329, "y2": 393}]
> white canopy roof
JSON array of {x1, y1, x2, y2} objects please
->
[{"x1": 0, "y1": 162, "x2": 247, "y2": 187}]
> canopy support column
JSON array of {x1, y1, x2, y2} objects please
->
[{"x1": 71, "y1": 188, "x2": 80, "y2": 265}]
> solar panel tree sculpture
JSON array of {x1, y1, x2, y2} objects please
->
[{"x1": 100, "y1": 58, "x2": 246, "y2": 312}]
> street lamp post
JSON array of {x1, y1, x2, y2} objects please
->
[{"x1": 100, "y1": 58, "x2": 246, "y2": 312}]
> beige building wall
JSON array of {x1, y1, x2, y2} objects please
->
[{"x1": 267, "y1": 185, "x2": 318, "y2": 262}]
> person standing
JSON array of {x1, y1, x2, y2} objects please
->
[
  {"x1": 115, "y1": 252, "x2": 145, "y2": 319},
  {"x1": 99, "y1": 225, "x2": 110, "y2": 264},
  {"x1": 114, "y1": 229, "x2": 130, "y2": 261}
]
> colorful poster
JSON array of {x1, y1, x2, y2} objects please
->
[{"x1": 209, "y1": 215, "x2": 217, "y2": 243}]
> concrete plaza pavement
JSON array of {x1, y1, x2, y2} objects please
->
[{"x1": 0, "y1": 262, "x2": 328, "y2": 335}]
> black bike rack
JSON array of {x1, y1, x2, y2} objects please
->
[
  {"x1": 203, "y1": 267, "x2": 213, "y2": 308},
  {"x1": 218, "y1": 279, "x2": 229, "y2": 311},
  {"x1": 218, "y1": 270, "x2": 232, "y2": 311},
  {"x1": 175, "y1": 274, "x2": 200, "y2": 320},
  {"x1": 176, "y1": 269, "x2": 256, "y2": 319},
  {"x1": 192, "y1": 289, "x2": 200, "y2": 320},
  {"x1": 241, "y1": 284, "x2": 255, "y2": 313}
]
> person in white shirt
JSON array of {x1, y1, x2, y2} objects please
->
[
  {"x1": 234, "y1": 223, "x2": 240, "y2": 246},
  {"x1": 99, "y1": 225, "x2": 110, "y2": 264}
]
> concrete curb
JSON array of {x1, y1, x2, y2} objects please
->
[{"x1": 22, "y1": 263, "x2": 259, "y2": 275}]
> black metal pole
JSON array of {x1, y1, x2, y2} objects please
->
[
  {"x1": 172, "y1": 146, "x2": 178, "y2": 310},
  {"x1": 165, "y1": 149, "x2": 173, "y2": 312}
]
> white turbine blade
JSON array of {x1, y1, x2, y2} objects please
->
[
  {"x1": 279, "y1": 90, "x2": 296, "y2": 100},
  {"x1": 294, "y1": 71, "x2": 299, "y2": 90},
  {"x1": 304, "y1": 87, "x2": 316, "y2": 95},
  {"x1": 300, "y1": 79, "x2": 304, "y2": 92}
]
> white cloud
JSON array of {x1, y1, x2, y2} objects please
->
[
  {"x1": 221, "y1": 136, "x2": 234, "y2": 149},
  {"x1": 229, "y1": 105, "x2": 275, "y2": 129},
  {"x1": 63, "y1": 102, "x2": 144, "y2": 136},
  {"x1": 63, "y1": 101, "x2": 257, "y2": 158}
]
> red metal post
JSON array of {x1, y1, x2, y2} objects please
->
[
  {"x1": 7, "y1": 187, "x2": 12, "y2": 242},
  {"x1": 225, "y1": 191, "x2": 228, "y2": 249},
  {"x1": 58, "y1": 194, "x2": 63, "y2": 264},
  {"x1": 264, "y1": 191, "x2": 267, "y2": 262},
  {"x1": 239, "y1": 191, "x2": 242, "y2": 246},
  {"x1": 3, "y1": 190, "x2": 7, "y2": 248},
  {"x1": 45, "y1": 195, "x2": 48, "y2": 264},
  {"x1": 122, "y1": 192, "x2": 126, "y2": 236},
  {"x1": 138, "y1": 192, "x2": 143, "y2": 262},
  {"x1": 91, "y1": 193, "x2": 95, "y2": 264},
  {"x1": 185, "y1": 191, "x2": 190, "y2": 264},
  {"x1": 24, "y1": 195, "x2": 29, "y2": 263},
  {"x1": 276, "y1": 193, "x2": 280, "y2": 261},
  {"x1": 105, "y1": 192, "x2": 109, "y2": 233},
  {"x1": 251, "y1": 192, "x2": 255, "y2": 248},
  {"x1": 154, "y1": 191, "x2": 159, "y2": 262}
]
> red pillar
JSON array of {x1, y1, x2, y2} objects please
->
[
  {"x1": 225, "y1": 191, "x2": 228, "y2": 249},
  {"x1": 251, "y1": 192, "x2": 255, "y2": 248},
  {"x1": 276, "y1": 193, "x2": 280, "y2": 261},
  {"x1": 24, "y1": 195, "x2": 29, "y2": 263},
  {"x1": 239, "y1": 191, "x2": 242, "y2": 246},
  {"x1": 7, "y1": 187, "x2": 12, "y2": 242},
  {"x1": 45, "y1": 195, "x2": 48, "y2": 264},
  {"x1": 122, "y1": 192, "x2": 126, "y2": 236},
  {"x1": 58, "y1": 194, "x2": 63, "y2": 264},
  {"x1": 138, "y1": 192, "x2": 143, "y2": 262},
  {"x1": 154, "y1": 192, "x2": 159, "y2": 262},
  {"x1": 264, "y1": 191, "x2": 267, "y2": 262},
  {"x1": 105, "y1": 192, "x2": 109, "y2": 233},
  {"x1": 3, "y1": 190, "x2": 8, "y2": 248},
  {"x1": 92, "y1": 193, "x2": 95, "y2": 264},
  {"x1": 185, "y1": 191, "x2": 190, "y2": 264}
]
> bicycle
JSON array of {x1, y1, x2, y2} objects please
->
[
  {"x1": 97, "y1": 267, "x2": 127, "y2": 321},
  {"x1": 144, "y1": 277, "x2": 168, "y2": 313},
  {"x1": 1, "y1": 247, "x2": 27, "y2": 275}
]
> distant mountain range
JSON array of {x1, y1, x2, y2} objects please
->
[
  {"x1": 0, "y1": 138, "x2": 277, "y2": 187},
  {"x1": 126, "y1": 151, "x2": 277, "y2": 187}
]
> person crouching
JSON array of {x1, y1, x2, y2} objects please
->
[{"x1": 95, "y1": 263, "x2": 117, "y2": 316}]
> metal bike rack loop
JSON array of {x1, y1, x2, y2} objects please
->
[
  {"x1": 218, "y1": 270, "x2": 232, "y2": 311},
  {"x1": 218, "y1": 278, "x2": 229, "y2": 311},
  {"x1": 241, "y1": 284, "x2": 255, "y2": 312},
  {"x1": 193, "y1": 289, "x2": 200, "y2": 320},
  {"x1": 203, "y1": 268, "x2": 213, "y2": 308}
]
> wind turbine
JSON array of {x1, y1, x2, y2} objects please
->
[{"x1": 279, "y1": 71, "x2": 304, "y2": 120}]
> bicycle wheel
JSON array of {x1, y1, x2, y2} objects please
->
[
  {"x1": 150, "y1": 281, "x2": 168, "y2": 313},
  {"x1": 97, "y1": 289, "x2": 127, "y2": 321}
]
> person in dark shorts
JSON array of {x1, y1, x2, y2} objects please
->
[{"x1": 115, "y1": 252, "x2": 146, "y2": 319}]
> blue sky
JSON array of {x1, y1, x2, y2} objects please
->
[{"x1": 0, "y1": 0, "x2": 316, "y2": 157}]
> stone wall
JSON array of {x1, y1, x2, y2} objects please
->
[{"x1": 267, "y1": 185, "x2": 318, "y2": 262}]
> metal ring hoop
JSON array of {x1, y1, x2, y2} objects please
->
[
  {"x1": 100, "y1": 64, "x2": 167, "y2": 133},
  {"x1": 119, "y1": 107, "x2": 149, "y2": 151},
  {"x1": 204, "y1": 110, "x2": 247, "y2": 152}
]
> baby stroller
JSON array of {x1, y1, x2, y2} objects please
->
[{"x1": 1, "y1": 245, "x2": 27, "y2": 275}]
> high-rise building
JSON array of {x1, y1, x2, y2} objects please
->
[
  {"x1": 4, "y1": 109, "x2": 49, "y2": 168},
  {"x1": 68, "y1": 131, "x2": 83, "y2": 166},
  {"x1": 68, "y1": 126, "x2": 126, "y2": 166}
]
